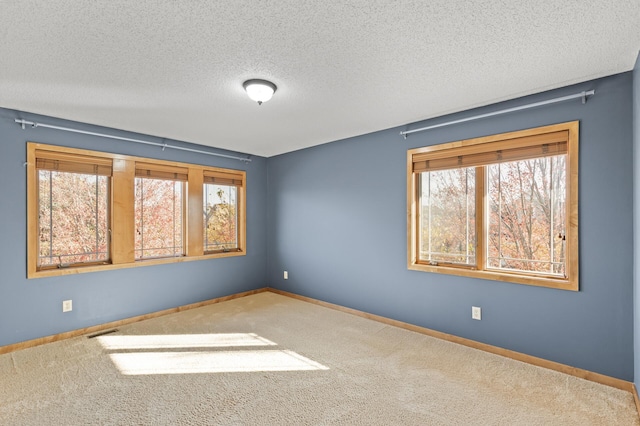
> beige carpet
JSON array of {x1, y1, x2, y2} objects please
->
[{"x1": 0, "y1": 291, "x2": 637, "y2": 425}]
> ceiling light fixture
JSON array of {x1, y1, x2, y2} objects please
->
[{"x1": 243, "y1": 79, "x2": 277, "y2": 105}]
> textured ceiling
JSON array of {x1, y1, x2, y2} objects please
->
[{"x1": 1, "y1": 1, "x2": 639, "y2": 157}]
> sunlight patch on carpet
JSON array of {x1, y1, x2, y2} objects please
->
[
  {"x1": 97, "y1": 333, "x2": 276, "y2": 350},
  {"x1": 109, "y1": 349, "x2": 329, "y2": 375},
  {"x1": 97, "y1": 332, "x2": 329, "y2": 375}
]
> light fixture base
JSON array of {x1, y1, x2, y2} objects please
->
[{"x1": 243, "y1": 79, "x2": 277, "y2": 105}]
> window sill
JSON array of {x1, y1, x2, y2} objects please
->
[
  {"x1": 408, "y1": 262, "x2": 578, "y2": 291},
  {"x1": 28, "y1": 250, "x2": 245, "y2": 279}
]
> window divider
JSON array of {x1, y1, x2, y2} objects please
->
[
  {"x1": 475, "y1": 166, "x2": 486, "y2": 271},
  {"x1": 111, "y1": 159, "x2": 135, "y2": 264},
  {"x1": 187, "y1": 167, "x2": 204, "y2": 256}
]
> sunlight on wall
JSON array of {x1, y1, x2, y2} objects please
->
[{"x1": 97, "y1": 332, "x2": 329, "y2": 375}]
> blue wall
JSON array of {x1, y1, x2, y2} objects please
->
[
  {"x1": 1, "y1": 71, "x2": 636, "y2": 383},
  {"x1": 0, "y1": 108, "x2": 268, "y2": 347},
  {"x1": 268, "y1": 72, "x2": 634, "y2": 381},
  {"x1": 633, "y1": 51, "x2": 640, "y2": 389}
]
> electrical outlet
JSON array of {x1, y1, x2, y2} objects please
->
[
  {"x1": 472, "y1": 306, "x2": 481, "y2": 320},
  {"x1": 284, "y1": 271, "x2": 288, "y2": 280},
  {"x1": 62, "y1": 300, "x2": 73, "y2": 313}
]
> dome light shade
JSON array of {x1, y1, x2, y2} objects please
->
[{"x1": 243, "y1": 79, "x2": 277, "y2": 105}]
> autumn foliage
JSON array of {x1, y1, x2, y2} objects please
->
[
  {"x1": 134, "y1": 178, "x2": 184, "y2": 259},
  {"x1": 420, "y1": 155, "x2": 566, "y2": 276},
  {"x1": 204, "y1": 184, "x2": 238, "y2": 252},
  {"x1": 38, "y1": 171, "x2": 109, "y2": 266}
]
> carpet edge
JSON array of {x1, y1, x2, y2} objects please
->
[
  {"x1": 267, "y1": 288, "x2": 635, "y2": 395},
  {"x1": 634, "y1": 384, "x2": 640, "y2": 422}
]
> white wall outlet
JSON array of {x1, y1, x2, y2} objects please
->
[
  {"x1": 284, "y1": 271, "x2": 288, "y2": 280},
  {"x1": 472, "y1": 306, "x2": 481, "y2": 320},
  {"x1": 62, "y1": 300, "x2": 73, "y2": 313}
]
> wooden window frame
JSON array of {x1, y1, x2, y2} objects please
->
[
  {"x1": 407, "y1": 121, "x2": 579, "y2": 291},
  {"x1": 27, "y1": 142, "x2": 247, "y2": 279},
  {"x1": 34, "y1": 151, "x2": 112, "y2": 270}
]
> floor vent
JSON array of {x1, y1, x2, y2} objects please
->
[{"x1": 87, "y1": 329, "x2": 118, "y2": 339}]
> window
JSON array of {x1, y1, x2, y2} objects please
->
[
  {"x1": 134, "y1": 163, "x2": 187, "y2": 259},
  {"x1": 486, "y1": 156, "x2": 567, "y2": 276},
  {"x1": 203, "y1": 170, "x2": 243, "y2": 253},
  {"x1": 420, "y1": 167, "x2": 476, "y2": 266},
  {"x1": 27, "y1": 143, "x2": 246, "y2": 278},
  {"x1": 34, "y1": 150, "x2": 112, "y2": 269},
  {"x1": 407, "y1": 121, "x2": 579, "y2": 290}
]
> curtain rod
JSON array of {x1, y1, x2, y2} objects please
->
[
  {"x1": 399, "y1": 90, "x2": 595, "y2": 139},
  {"x1": 14, "y1": 119, "x2": 252, "y2": 163}
]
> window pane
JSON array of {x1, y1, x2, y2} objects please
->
[
  {"x1": 135, "y1": 178, "x2": 184, "y2": 259},
  {"x1": 419, "y1": 168, "x2": 476, "y2": 265},
  {"x1": 487, "y1": 155, "x2": 566, "y2": 276},
  {"x1": 37, "y1": 170, "x2": 109, "y2": 267},
  {"x1": 203, "y1": 184, "x2": 238, "y2": 252}
]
